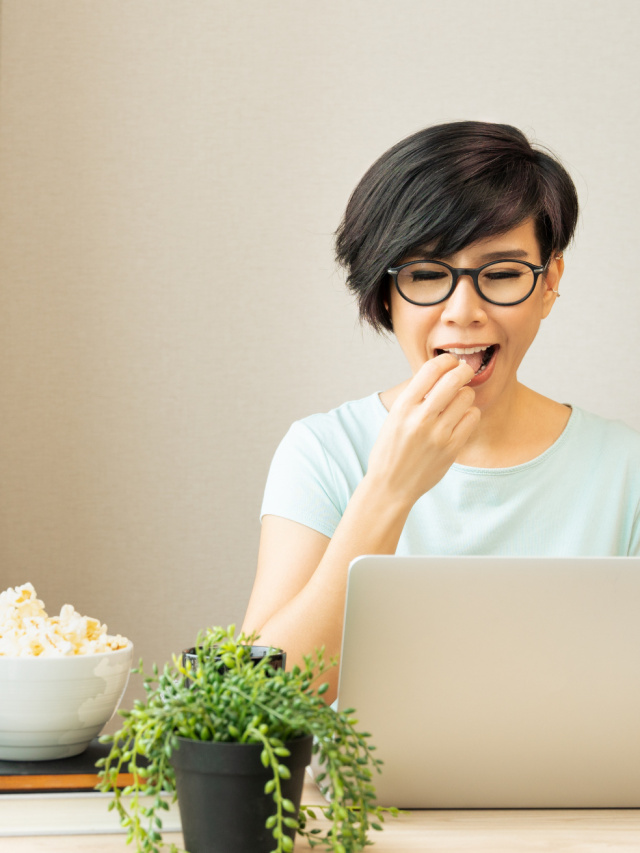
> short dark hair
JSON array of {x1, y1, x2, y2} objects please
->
[{"x1": 335, "y1": 121, "x2": 579, "y2": 332}]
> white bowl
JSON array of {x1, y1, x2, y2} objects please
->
[{"x1": 0, "y1": 642, "x2": 133, "y2": 761}]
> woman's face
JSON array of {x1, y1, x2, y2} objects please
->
[{"x1": 387, "y1": 218, "x2": 564, "y2": 413}]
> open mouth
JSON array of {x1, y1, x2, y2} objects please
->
[{"x1": 435, "y1": 345, "x2": 498, "y2": 376}]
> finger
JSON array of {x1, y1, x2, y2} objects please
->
[
  {"x1": 437, "y1": 385, "x2": 477, "y2": 431},
  {"x1": 418, "y1": 359, "x2": 475, "y2": 415},
  {"x1": 449, "y1": 405, "x2": 481, "y2": 446},
  {"x1": 400, "y1": 354, "x2": 472, "y2": 406}
]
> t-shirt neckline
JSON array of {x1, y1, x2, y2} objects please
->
[{"x1": 373, "y1": 391, "x2": 576, "y2": 475}]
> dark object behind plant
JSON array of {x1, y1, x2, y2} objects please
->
[
  {"x1": 182, "y1": 644, "x2": 286, "y2": 676},
  {"x1": 98, "y1": 626, "x2": 394, "y2": 853}
]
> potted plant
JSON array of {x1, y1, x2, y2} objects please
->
[{"x1": 98, "y1": 625, "x2": 396, "y2": 853}]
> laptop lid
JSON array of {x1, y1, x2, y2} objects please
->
[{"x1": 336, "y1": 555, "x2": 640, "y2": 808}]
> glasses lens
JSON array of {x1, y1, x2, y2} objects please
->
[
  {"x1": 395, "y1": 262, "x2": 452, "y2": 304},
  {"x1": 477, "y1": 261, "x2": 535, "y2": 304}
]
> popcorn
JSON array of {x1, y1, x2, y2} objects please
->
[{"x1": 0, "y1": 583, "x2": 129, "y2": 656}]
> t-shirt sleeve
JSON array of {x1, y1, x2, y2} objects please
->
[{"x1": 260, "y1": 420, "x2": 345, "y2": 539}]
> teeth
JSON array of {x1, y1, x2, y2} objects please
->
[
  {"x1": 442, "y1": 346, "x2": 489, "y2": 354},
  {"x1": 437, "y1": 345, "x2": 495, "y2": 376}
]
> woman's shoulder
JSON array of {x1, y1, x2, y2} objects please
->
[
  {"x1": 569, "y1": 406, "x2": 640, "y2": 457},
  {"x1": 271, "y1": 392, "x2": 388, "y2": 474},
  {"x1": 292, "y1": 392, "x2": 388, "y2": 442}
]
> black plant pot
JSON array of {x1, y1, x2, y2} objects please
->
[
  {"x1": 170, "y1": 734, "x2": 313, "y2": 853},
  {"x1": 182, "y1": 645, "x2": 286, "y2": 677}
]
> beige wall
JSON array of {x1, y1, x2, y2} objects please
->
[{"x1": 1, "y1": 0, "x2": 639, "y2": 714}]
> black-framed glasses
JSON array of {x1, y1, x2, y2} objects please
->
[{"x1": 387, "y1": 259, "x2": 547, "y2": 306}]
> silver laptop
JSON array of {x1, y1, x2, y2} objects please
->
[{"x1": 336, "y1": 555, "x2": 640, "y2": 808}]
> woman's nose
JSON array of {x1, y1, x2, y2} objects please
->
[{"x1": 440, "y1": 275, "x2": 487, "y2": 325}]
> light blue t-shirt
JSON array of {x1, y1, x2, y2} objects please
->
[{"x1": 261, "y1": 394, "x2": 640, "y2": 556}]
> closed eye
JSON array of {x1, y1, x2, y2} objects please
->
[
  {"x1": 411, "y1": 271, "x2": 448, "y2": 281},
  {"x1": 483, "y1": 270, "x2": 524, "y2": 280}
]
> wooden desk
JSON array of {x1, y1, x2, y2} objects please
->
[{"x1": 3, "y1": 778, "x2": 640, "y2": 853}]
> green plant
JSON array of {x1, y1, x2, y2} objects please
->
[{"x1": 98, "y1": 625, "x2": 397, "y2": 853}]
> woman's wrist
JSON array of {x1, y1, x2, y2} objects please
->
[
  {"x1": 359, "y1": 468, "x2": 421, "y2": 520},
  {"x1": 343, "y1": 471, "x2": 415, "y2": 549}
]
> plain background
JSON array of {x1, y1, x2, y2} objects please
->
[{"x1": 0, "y1": 0, "x2": 638, "y2": 716}]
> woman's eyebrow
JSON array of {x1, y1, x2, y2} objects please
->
[{"x1": 477, "y1": 248, "x2": 530, "y2": 261}]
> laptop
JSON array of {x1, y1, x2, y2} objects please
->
[{"x1": 336, "y1": 555, "x2": 640, "y2": 808}]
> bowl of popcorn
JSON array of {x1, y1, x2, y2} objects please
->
[{"x1": 0, "y1": 583, "x2": 133, "y2": 761}]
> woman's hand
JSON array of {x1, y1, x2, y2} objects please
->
[{"x1": 366, "y1": 353, "x2": 481, "y2": 506}]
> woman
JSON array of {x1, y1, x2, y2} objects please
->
[{"x1": 242, "y1": 121, "x2": 640, "y2": 702}]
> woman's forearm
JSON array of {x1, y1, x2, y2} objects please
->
[{"x1": 254, "y1": 472, "x2": 412, "y2": 702}]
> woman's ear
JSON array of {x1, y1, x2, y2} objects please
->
[
  {"x1": 383, "y1": 297, "x2": 393, "y2": 330},
  {"x1": 541, "y1": 253, "x2": 564, "y2": 318}
]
